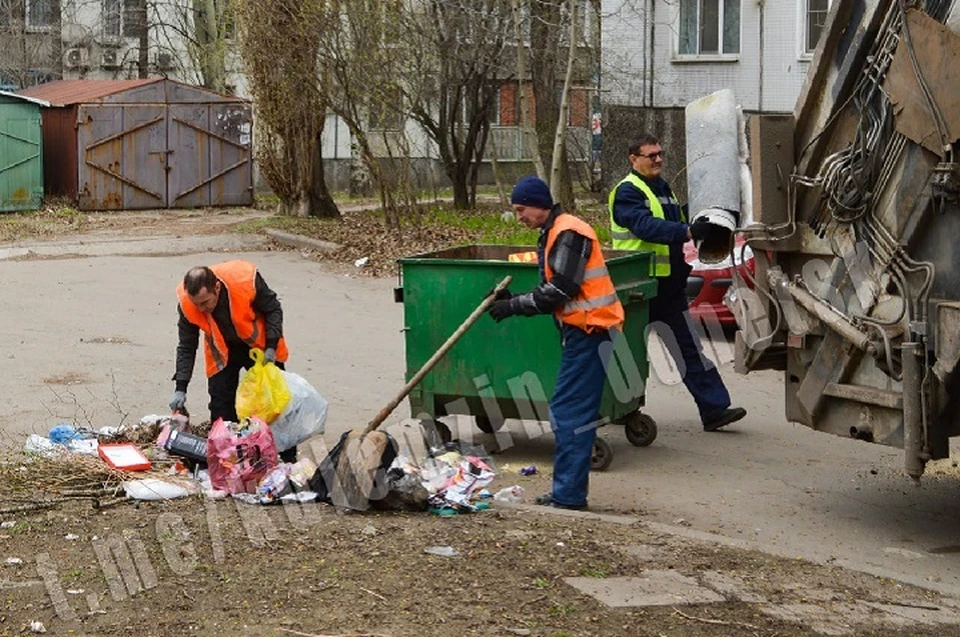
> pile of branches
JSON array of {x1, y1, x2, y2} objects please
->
[{"x1": 0, "y1": 447, "x2": 184, "y2": 515}]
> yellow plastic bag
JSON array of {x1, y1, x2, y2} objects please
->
[{"x1": 235, "y1": 348, "x2": 291, "y2": 424}]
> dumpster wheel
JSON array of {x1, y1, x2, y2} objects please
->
[
  {"x1": 623, "y1": 412, "x2": 658, "y2": 447},
  {"x1": 590, "y1": 437, "x2": 614, "y2": 471},
  {"x1": 419, "y1": 419, "x2": 453, "y2": 446}
]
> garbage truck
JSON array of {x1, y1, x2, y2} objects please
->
[{"x1": 729, "y1": 0, "x2": 960, "y2": 480}]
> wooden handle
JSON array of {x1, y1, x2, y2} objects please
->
[{"x1": 364, "y1": 274, "x2": 513, "y2": 434}]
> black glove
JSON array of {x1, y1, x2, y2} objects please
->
[
  {"x1": 263, "y1": 347, "x2": 277, "y2": 364},
  {"x1": 484, "y1": 287, "x2": 513, "y2": 302},
  {"x1": 689, "y1": 218, "x2": 711, "y2": 242},
  {"x1": 489, "y1": 299, "x2": 516, "y2": 323},
  {"x1": 169, "y1": 390, "x2": 187, "y2": 413}
]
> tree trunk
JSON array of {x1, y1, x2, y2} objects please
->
[
  {"x1": 530, "y1": 0, "x2": 575, "y2": 211},
  {"x1": 550, "y1": 0, "x2": 576, "y2": 199},
  {"x1": 513, "y1": 0, "x2": 545, "y2": 179},
  {"x1": 137, "y1": 0, "x2": 149, "y2": 79},
  {"x1": 309, "y1": 139, "x2": 340, "y2": 218}
]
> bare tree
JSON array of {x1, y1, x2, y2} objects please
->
[
  {"x1": 316, "y1": 0, "x2": 419, "y2": 228},
  {"x1": 0, "y1": 0, "x2": 61, "y2": 88},
  {"x1": 400, "y1": 0, "x2": 511, "y2": 211},
  {"x1": 236, "y1": 0, "x2": 339, "y2": 217},
  {"x1": 529, "y1": 0, "x2": 577, "y2": 211}
]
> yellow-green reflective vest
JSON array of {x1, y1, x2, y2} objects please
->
[{"x1": 608, "y1": 173, "x2": 684, "y2": 278}]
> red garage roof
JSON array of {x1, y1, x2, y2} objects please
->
[{"x1": 18, "y1": 79, "x2": 162, "y2": 106}]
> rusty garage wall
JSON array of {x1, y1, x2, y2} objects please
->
[{"x1": 19, "y1": 79, "x2": 253, "y2": 211}]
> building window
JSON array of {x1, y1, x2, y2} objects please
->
[
  {"x1": 805, "y1": 0, "x2": 830, "y2": 54},
  {"x1": 26, "y1": 0, "x2": 56, "y2": 28},
  {"x1": 679, "y1": 0, "x2": 740, "y2": 56},
  {"x1": 104, "y1": 0, "x2": 143, "y2": 38}
]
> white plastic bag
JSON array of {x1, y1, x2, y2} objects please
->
[
  {"x1": 270, "y1": 371, "x2": 328, "y2": 451},
  {"x1": 122, "y1": 479, "x2": 194, "y2": 501}
]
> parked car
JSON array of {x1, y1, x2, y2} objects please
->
[{"x1": 683, "y1": 236, "x2": 755, "y2": 327}]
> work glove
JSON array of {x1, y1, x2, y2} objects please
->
[
  {"x1": 688, "y1": 218, "x2": 711, "y2": 242},
  {"x1": 484, "y1": 286, "x2": 513, "y2": 303},
  {"x1": 263, "y1": 347, "x2": 277, "y2": 364},
  {"x1": 489, "y1": 299, "x2": 516, "y2": 323},
  {"x1": 169, "y1": 390, "x2": 187, "y2": 413}
]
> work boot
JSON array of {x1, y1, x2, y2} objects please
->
[
  {"x1": 702, "y1": 407, "x2": 747, "y2": 432},
  {"x1": 534, "y1": 493, "x2": 587, "y2": 511}
]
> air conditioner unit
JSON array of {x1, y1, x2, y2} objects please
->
[
  {"x1": 64, "y1": 47, "x2": 89, "y2": 70},
  {"x1": 101, "y1": 49, "x2": 121, "y2": 69},
  {"x1": 155, "y1": 51, "x2": 174, "y2": 70}
]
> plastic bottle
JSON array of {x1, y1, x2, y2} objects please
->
[{"x1": 493, "y1": 485, "x2": 524, "y2": 503}]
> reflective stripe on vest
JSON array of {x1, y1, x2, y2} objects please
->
[
  {"x1": 177, "y1": 260, "x2": 289, "y2": 377},
  {"x1": 544, "y1": 214, "x2": 624, "y2": 333},
  {"x1": 608, "y1": 173, "x2": 682, "y2": 278}
]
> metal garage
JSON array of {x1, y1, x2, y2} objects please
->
[
  {"x1": 0, "y1": 91, "x2": 46, "y2": 212},
  {"x1": 19, "y1": 79, "x2": 253, "y2": 210}
]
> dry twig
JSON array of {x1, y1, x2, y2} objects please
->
[
  {"x1": 672, "y1": 607, "x2": 759, "y2": 630},
  {"x1": 278, "y1": 629, "x2": 391, "y2": 637},
  {"x1": 358, "y1": 586, "x2": 387, "y2": 602}
]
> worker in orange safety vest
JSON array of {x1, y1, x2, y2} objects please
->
[
  {"x1": 487, "y1": 175, "x2": 624, "y2": 510},
  {"x1": 170, "y1": 260, "x2": 295, "y2": 462}
]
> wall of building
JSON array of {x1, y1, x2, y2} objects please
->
[{"x1": 601, "y1": 0, "x2": 814, "y2": 114}]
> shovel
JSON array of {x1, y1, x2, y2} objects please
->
[{"x1": 330, "y1": 274, "x2": 512, "y2": 508}]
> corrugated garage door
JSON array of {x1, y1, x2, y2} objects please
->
[{"x1": 76, "y1": 102, "x2": 251, "y2": 210}]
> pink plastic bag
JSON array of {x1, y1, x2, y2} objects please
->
[{"x1": 206, "y1": 417, "x2": 279, "y2": 494}]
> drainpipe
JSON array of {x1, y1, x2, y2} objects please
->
[
  {"x1": 648, "y1": 0, "x2": 655, "y2": 107},
  {"x1": 757, "y1": 0, "x2": 764, "y2": 111}
]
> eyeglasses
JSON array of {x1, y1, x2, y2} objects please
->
[{"x1": 633, "y1": 150, "x2": 664, "y2": 160}]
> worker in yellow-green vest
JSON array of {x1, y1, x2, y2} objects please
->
[{"x1": 609, "y1": 134, "x2": 746, "y2": 433}]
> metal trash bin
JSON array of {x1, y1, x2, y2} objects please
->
[{"x1": 396, "y1": 244, "x2": 658, "y2": 470}]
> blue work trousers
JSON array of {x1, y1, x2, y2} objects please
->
[
  {"x1": 549, "y1": 324, "x2": 611, "y2": 507},
  {"x1": 649, "y1": 282, "x2": 730, "y2": 422}
]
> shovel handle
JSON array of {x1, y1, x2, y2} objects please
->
[{"x1": 364, "y1": 274, "x2": 513, "y2": 434}]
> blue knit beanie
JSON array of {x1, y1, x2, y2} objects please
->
[{"x1": 511, "y1": 176, "x2": 554, "y2": 209}]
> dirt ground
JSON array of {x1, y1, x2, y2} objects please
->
[
  {"x1": 0, "y1": 496, "x2": 954, "y2": 637},
  {"x1": 1, "y1": 207, "x2": 959, "y2": 637}
]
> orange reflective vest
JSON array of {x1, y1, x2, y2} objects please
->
[
  {"x1": 544, "y1": 214, "x2": 624, "y2": 333},
  {"x1": 177, "y1": 260, "x2": 289, "y2": 377}
]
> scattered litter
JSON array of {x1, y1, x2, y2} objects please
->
[
  {"x1": 556, "y1": 542, "x2": 565, "y2": 547},
  {"x1": 361, "y1": 524, "x2": 377, "y2": 537},
  {"x1": 519, "y1": 465, "x2": 538, "y2": 476},
  {"x1": 424, "y1": 546, "x2": 459, "y2": 558},
  {"x1": 354, "y1": 256, "x2": 369, "y2": 268},
  {"x1": 66, "y1": 589, "x2": 84, "y2": 595},
  {"x1": 0, "y1": 521, "x2": 15, "y2": 529},
  {"x1": 476, "y1": 489, "x2": 492, "y2": 499},
  {"x1": 5, "y1": 558, "x2": 23, "y2": 566},
  {"x1": 674, "y1": 518, "x2": 691, "y2": 527},
  {"x1": 48, "y1": 424, "x2": 82, "y2": 445},
  {"x1": 64, "y1": 534, "x2": 79, "y2": 541},
  {"x1": 122, "y1": 479, "x2": 193, "y2": 501},
  {"x1": 98, "y1": 443, "x2": 151, "y2": 472},
  {"x1": 494, "y1": 486, "x2": 524, "y2": 503},
  {"x1": 28, "y1": 621, "x2": 46, "y2": 633}
]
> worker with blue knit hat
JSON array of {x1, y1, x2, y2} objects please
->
[{"x1": 487, "y1": 175, "x2": 624, "y2": 510}]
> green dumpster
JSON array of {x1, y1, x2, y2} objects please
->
[{"x1": 396, "y1": 244, "x2": 658, "y2": 470}]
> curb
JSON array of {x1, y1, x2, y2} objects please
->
[{"x1": 264, "y1": 228, "x2": 342, "y2": 255}]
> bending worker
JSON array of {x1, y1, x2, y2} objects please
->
[
  {"x1": 610, "y1": 134, "x2": 746, "y2": 432},
  {"x1": 169, "y1": 260, "x2": 296, "y2": 461},
  {"x1": 489, "y1": 175, "x2": 623, "y2": 510}
]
